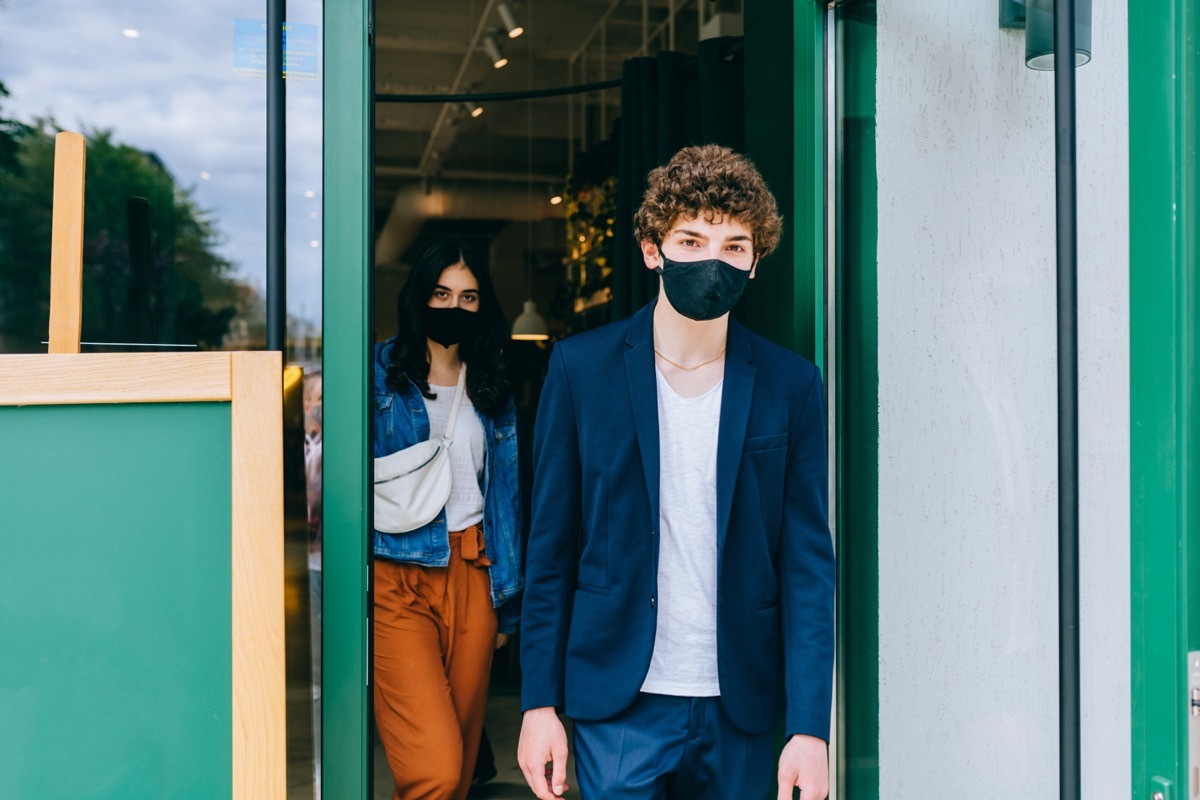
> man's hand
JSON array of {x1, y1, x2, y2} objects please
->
[
  {"x1": 776, "y1": 734, "x2": 828, "y2": 800},
  {"x1": 518, "y1": 706, "x2": 570, "y2": 799},
  {"x1": 495, "y1": 632, "x2": 510, "y2": 649}
]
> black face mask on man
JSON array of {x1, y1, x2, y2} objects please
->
[
  {"x1": 654, "y1": 249, "x2": 752, "y2": 321},
  {"x1": 421, "y1": 305, "x2": 480, "y2": 348}
]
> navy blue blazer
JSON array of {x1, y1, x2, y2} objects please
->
[{"x1": 519, "y1": 301, "x2": 835, "y2": 740}]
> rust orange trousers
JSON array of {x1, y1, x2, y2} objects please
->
[{"x1": 373, "y1": 525, "x2": 497, "y2": 800}]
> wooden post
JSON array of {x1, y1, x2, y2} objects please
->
[{"x1": 47, "y1": 131, "x2": 86, "y2": 354}]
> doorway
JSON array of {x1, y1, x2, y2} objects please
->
[
  {"x1": 324, "y1": 1, "x2": 824, "y2": 797},
  {"x1": 369, "y1": 2, "x2": 716, "y2": 797}
]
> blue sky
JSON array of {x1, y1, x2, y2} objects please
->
[{"x1": 0, "y1": 0, "x2": 325, "y2": 326}]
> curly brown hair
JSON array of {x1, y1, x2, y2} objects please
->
[{"x1": 632, "y1": 144, "x2": 783, "y2": 258}]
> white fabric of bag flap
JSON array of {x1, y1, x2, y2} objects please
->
[{"x1": 373, "y1": 364, "x2": 467, "y2": 533}]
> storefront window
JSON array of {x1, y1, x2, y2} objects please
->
[{"x1": 0, "y1": 3, "x2": 324, "y2": 796}]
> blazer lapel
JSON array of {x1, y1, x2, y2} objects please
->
[
  {"x1": 716, "y1": 319, "x2": 755, "y2": 555},
  {"x1": 625, "y1": 303, "x2": 661, "y2": 531}
]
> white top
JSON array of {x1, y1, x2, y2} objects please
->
[
  {"x1": 640, "y1": 368, "x2": 723, "y2": 697},
  {"x1": 426, "y1": 383, "x2": 486, "y2": 532}
]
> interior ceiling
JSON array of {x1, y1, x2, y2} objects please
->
[{"x1": 372, "y1": 0, "x2": 726, "y2": 255}]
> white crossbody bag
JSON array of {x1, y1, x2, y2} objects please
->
[{"x1": 373, "y1": 364, "x2": 466, "y2": 533}]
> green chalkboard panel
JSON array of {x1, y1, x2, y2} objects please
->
[{"x1": 0, "y1": 402, "x2": 233, "y2": 800}]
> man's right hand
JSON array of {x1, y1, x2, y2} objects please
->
[{"x1": 518, "y1": 706, "x2": 570, "y2": 799}]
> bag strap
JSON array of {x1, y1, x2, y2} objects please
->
[{"x1": 442, "y1": 364, "x2": 467, "y2": 443}]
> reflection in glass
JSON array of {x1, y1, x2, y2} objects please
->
[{"x1": 0, "y1": 0, "x2": 322, "y2": 356}]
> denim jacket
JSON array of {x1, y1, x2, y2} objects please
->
[{"x1": 372, "y1": 339, "x2": 523, "y2": 634}]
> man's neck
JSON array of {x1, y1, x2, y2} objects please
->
[{"x1": 652, "y1": 296, "x2": 729, "y2": 363}]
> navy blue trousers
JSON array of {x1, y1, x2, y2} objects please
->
[{"x1": 572, "y1": 693, "x2": 775, "y2": 800}]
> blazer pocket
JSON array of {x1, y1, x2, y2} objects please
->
[
  {"x1": 575, "y1": 582, "x2": 613, "y2": 597},
  {"x1": 743, "y1": 432, "x2": 787, "y2": 452}
]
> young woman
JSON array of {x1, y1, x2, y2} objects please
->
[{"x1": 372, "y1": 238, "x2": 522, "y2": 800}]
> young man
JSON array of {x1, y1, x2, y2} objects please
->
[{"x1": 518, "y1": 144, "x2": 834, "y2": 800}]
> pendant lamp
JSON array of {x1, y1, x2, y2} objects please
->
[{"x1": 511, "y1": 300, "x2": 549, "y2": 341}]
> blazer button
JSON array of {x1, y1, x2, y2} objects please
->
[{"x1": 650, "y1": 597, "x2": 656, "y2": 608}]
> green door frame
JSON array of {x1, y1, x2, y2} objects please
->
[
  {"x1": 832, "y1": 4, "x2": 879, "y2": 798},
  {"x1": 323, "y1": 1, "x2": 373, "y2": 797},
  {"x1": 1129, "y1": 1, "x2": 1198, "y2": 797},
  {"x1": 743, "y1": 0, "x2": 825, "y2": 366}
]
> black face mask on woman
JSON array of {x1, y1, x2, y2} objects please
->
[
  {"x1": 655, "y1": 249, "x2": 752, "y2": 321},
  {"x1": 421, "y1": 305, "x2": 480, "y2": 348}
]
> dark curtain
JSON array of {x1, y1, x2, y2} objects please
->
[{"x1": 612, "y1": 36, "x2": 746, "y2": 320}]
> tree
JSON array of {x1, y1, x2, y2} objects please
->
[
  {"x1": 0, "y1": 121, "x2": 247, "y2": 351},
  {"x1": 0, "y1": 81, "x2": 26, "y2": 173}
]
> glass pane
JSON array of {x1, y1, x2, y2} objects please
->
[
  {"x1": 0, "y1": 4, "x2": 326, "y2": 799},
  {"x1": 0, "y1": 0, "x2": 268, "y2": 353}
]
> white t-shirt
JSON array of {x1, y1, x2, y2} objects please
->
[
  {"x1": 640, "y1": 367, "x2": 723, "y2": 697},
  {"x1": 426, "y1": 383, "x2": 486, "y2": 532}
]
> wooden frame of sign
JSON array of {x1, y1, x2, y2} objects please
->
[{"x1": 0, "y1": 131, "x2": 285, "y2": 799}]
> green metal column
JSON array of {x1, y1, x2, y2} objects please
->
[
  {"x1": 796, "y1": 1, "x2": 825, "y2": 372},
  {"x1": 1129, "y1": 1, "x2": 1199, "y2": 797},
  {"x1": 835, "y1": 4, "x2": 879, "y2": 798},
  {"x1": 323, "y1": 1, "x2": 372, "y2": 797}
]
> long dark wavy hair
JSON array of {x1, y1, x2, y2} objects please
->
[{"x1": 384, "y1": 237, "x2": 511, "y2": 415}]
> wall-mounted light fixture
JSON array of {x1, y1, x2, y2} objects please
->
[
  {"x1": 548, "y1": 184, "x2": 563, "y2": 205},
  {"x1": 1026, "y1": 0, "x2": 1091, "y2": 69},
  {"x1": 484, "y1": 34, "x2": 508, "y2": 69},
  {"x1": 1001, "y1": 0, "x2": 1092, "y2": 69},
  {"x1": 462, "y1": 101, "x2": 484, "y2": 118},
  {"x1": 998, "y1": 0, "x2": 1025, "y2": 28},
  {"x1": 497, "y1": 2, "x2": 524, "y2": 39}
]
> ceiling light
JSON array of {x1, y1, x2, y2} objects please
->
[
  {"x1": 511, "y1": 300, "x2": 549, "y2": 341},
  {"x1": 498, "y1": 2, "x2": 524, "y2": 38},
  {"x1": 122, "y1": 28, "x2": 140, "y2": 38},
  {"x1": 484, "y1": 34, "x2": 508, "y2": 68},
  {"x1": 463, "y1": 101, "x2": 484, "y2": 118}
]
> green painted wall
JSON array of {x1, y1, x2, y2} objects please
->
[
  {"x1": 1129, "y1": 0, "x2": 1198, "y2": 796},
  {"x1": 836, "y1": 6, "x2": 879, "y2": 799},
  {"x1": 0, "y1": 402, "x2": 232, "y2": 799},
  {"x1": 323, "y1": 1, "x2": 373, "y2": 796}
]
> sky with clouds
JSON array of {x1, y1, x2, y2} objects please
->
[{"x1": 0, "y1": 0, "x2": 326, "y2": 327}]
